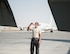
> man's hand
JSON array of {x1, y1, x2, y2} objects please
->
[
  {"x1": 30, "y1": 22, "x2": 33, "y2": 25},
  {"x1": 38, "y1": 40, "x2": 41, "y2": 44}
]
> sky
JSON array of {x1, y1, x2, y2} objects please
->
[{"x1": 8, "y1": 0, "x2": 57, "y2": 29}]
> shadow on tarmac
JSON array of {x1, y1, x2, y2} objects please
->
[
  {"x1": 67, "y1": 48, "x2": 70, "y2": 54},
  {"x1": 42, "y1": 39, "x2": 70, "y2": 43}
]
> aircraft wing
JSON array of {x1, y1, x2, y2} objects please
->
[
  {"x1": 48, "y1": 0, "x2": 70, "y2": 32},
  {"x1": 0, "y1": 0, "x2": 17, "y2": 27}
]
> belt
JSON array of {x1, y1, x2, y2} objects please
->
[{"x1": 32, "y1": 38, "x2": 39, "y2": 40}]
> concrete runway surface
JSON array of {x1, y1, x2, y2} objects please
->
[{"x1": 0, "y1": 31, "x2": 70, "y2": 54}]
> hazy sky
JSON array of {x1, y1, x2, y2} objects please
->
[{"x1": 8, "y1": 0, "x2": 57, "y2": 29}]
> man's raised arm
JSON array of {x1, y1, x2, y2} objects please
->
[{"x1": 27, "y1": 22, "x2": 33, "y2": 31}]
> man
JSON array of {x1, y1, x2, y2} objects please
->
[{"x1": 27, "y1": 22, "x2": 42, "y2": 54}]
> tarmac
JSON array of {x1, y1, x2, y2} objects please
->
[{"x1": 0, "y1": 31, "x2": 70, "y2": 54}]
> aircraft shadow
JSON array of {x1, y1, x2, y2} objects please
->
[
  {"x1": 42, "y1": 39, "x2": 70, "y2": 43},
  {"x1": 67, "y1": 48, "x2": 70, "y2": 54}
]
